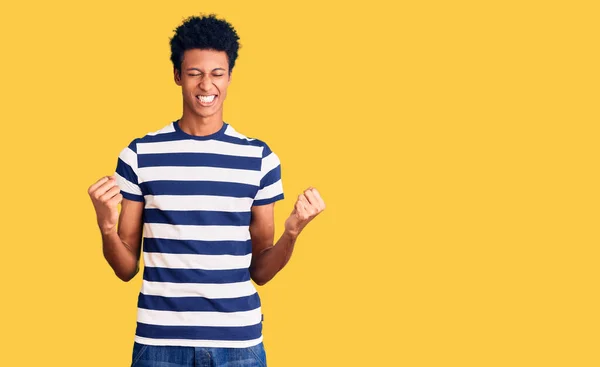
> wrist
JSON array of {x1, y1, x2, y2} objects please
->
[
  {"x1": 100, "y1": 226, "x2": 117, "y2": 237},
  {"x1": 283, "y1": 228, "x2": 300, "y2": 241}
]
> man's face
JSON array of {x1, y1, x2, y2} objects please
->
[{"x1": 175, "y1": 49, "x2": 231, "y2": 119}]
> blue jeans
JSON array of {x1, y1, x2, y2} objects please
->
[{"x1": 131, "y1": 341, "x2": 267, "y2": 367}]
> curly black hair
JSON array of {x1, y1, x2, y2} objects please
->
[{"x1": 169, "y1": 14, "x2": 241, "y2": 74}]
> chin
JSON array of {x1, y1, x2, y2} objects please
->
[{"x1": 195, "y1": 107, "x2": 220, "y2": 118}]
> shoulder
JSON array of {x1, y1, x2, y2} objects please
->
[
  {"x1": 222, "y1": 124, "x2": 274, "y2": 156},
  {"x1": 123, "y1": 121, "x2": 179, "y2": 152}
]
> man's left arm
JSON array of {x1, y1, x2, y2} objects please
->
[{"x1": 249, "y1": 187, "x2": 325, "y2": 285}]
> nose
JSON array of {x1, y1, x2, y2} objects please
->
[{"x1": 199, "y1": 75, "x2": 213, "y2": 91}]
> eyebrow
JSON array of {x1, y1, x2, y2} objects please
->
[{"x1": 186, "y1": 67, "x2": 227, "y2": 72}]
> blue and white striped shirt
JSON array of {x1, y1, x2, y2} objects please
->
[{"x1": 114, "y1": 120, "x2": 284, "y2": 348}]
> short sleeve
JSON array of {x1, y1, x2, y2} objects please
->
[
  {"x1": 114, "y1": 139, "x2": 144, "y2": 202},
  {"x1": 253, "y1": 143, "x2": 284, "y2": 206}
]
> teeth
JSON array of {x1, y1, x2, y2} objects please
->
[{"x1": 198, "y1": 95, "x2": 216, "y2": 103}]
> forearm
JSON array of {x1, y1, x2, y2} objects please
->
[
  {"x1": 251, "y1": 230, "x2": 299, "y2": 285},
  {"x1": 101, "y1": 229, "x2": 139, "y2": 282}
]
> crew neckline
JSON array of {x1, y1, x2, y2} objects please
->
[{"x1": 173, "y1": 119, "x2": 228, "y2": 140}]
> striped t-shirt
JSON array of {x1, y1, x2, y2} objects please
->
[{"x1": 113, "y1": 120, "x2": 284, "y2": 348}]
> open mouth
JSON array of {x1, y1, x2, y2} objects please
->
[{"x1": 196, "y1": 94, "x2": 218, "y2": 107}]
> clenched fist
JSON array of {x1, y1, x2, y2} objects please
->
[
  {"x1": 88, "y1": 175, "x2": 123, "y2": 235},
  {"x1": 285, "y1": 187, "x2": 326, "y2": 237}
]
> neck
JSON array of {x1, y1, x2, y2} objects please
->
[{"x1": 178, "y1": 108, "x2": 224, "y2": 136}]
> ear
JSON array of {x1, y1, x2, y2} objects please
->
[{"x1": 174, "y1": 68, "x2": 182, "y2": 86}]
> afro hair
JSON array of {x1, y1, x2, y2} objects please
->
[{"x1": 169, "y1": 14, "x2": 241, "y2": 74}]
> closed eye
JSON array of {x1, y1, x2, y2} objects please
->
[{"x1": 187, "y1": 74, "x2": 225, "y2": 77}]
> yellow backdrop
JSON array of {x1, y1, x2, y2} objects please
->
[{"x1": 0, "y1": 0, "x2": 598, "y2": 366}]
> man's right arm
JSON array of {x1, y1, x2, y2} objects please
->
[{"x1": 88, "y1": 175, "x2": 144, "y2": 282}]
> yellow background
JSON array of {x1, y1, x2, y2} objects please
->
[{"x1": 0, "y1": 0, "x2": 598, "y2": 366}]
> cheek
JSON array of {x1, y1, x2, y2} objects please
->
[
  {"x1": 185, "y1": 81, "x2": 196, "y2": 91},
  {"x1": 183, "y1": 85, "x2": 197, "y2": 99},
  {"x1": 218, "y1": 82, "x2": 229, "y2": 96}
]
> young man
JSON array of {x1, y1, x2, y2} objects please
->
[{"x1": 87, "y1": 14, "x2": 325, "y2": 367}]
